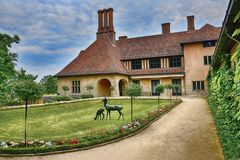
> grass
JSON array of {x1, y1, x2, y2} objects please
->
[{"x1": 0, "y1": 98, "x2": 171, "y2": 141}]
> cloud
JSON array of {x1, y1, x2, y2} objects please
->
[
  {"x1": 12, "y1": 45, "x2": 80, "y2": 55},
  {"x1": 0, "y1": 0, "x2": 229, "y2": 80}
]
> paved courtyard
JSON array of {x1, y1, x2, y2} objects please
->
[{"x1": 1, "y1": 97, "x2": 224, "y2": 160}]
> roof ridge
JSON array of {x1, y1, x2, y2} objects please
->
[
  {"x1": 103, "y1": 33, "x2": 116, "y2": 47},
  {"x1": 55, "y1": 53, "x2": 80, "y2": 76},
  {"x1": 116, "y1": 23, "x2": 219, "y2": 42},
  {"x1": 102, "y1": 34, "x2": 126, "y2": 73},
  {"x1": 199, "y1": 23, "x2": 218, "y2": 31}
]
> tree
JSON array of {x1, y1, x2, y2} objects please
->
[
  {"x1": 126, "y1": 83, "x2": 142, "y2": 122},
  {"x1": 165, "y1": 84, "x2": 173, "y2": 105},
  {"x1": 0, "y1": 33, "x2": 20, "y2": 106},
  {"x1": 40, "y1": 75, "x2": 57, "y2": 94},
  {"x1": 173, "y1": 84, "x2": 180, "y2": 98},
  {"x1": 86, "y1": 84, "x2": 94, "y2": 94},
  {"x1": 155, "y1": 84, "x2": 165, "y2": 111},
  {"x1": 14, "y1": 70, "x2": 43, "y2": 147},
  {"x1": 62, "y1": 85, "x2": 69, "y2": 96}
]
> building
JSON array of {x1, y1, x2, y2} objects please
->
[
  {"x1": 211, "y1": 0, "x2": 240, "y2": 70},
  {"x1": 56, "y1": 8, "x2": 220, "y2": 97}
]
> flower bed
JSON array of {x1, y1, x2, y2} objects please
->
[{"x1": 0, "y1": 99, "x2": 182, "y2": 155}]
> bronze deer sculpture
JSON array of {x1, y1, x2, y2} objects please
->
[
  {"x1": 102, "y1": 97, "x2": 124, "y2": 120},
  {"x1": 94, "y1": 107, "x2": 105, "y2": 120}
]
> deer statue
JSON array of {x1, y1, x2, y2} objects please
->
[
  {"x1": 102, "y1": 97, "x2": 124, "y2": 120},
  {"x1": 94, "y1": 107, "x2": 105, "y2": 120}
]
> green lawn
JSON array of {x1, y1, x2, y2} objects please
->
[{"x1": 0, "y1": 99, "x2": 171, "y2": 141}]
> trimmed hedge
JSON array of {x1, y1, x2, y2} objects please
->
[
  {"x1": 0, "y1": 99, "x2": 182, "y2": 155},
  {"x1": 208, "y1": 45, "x2": 240, "y2": 159},
  {"x1": 52, "y1": 96, "x2": 72, "y2": 102},
  {"x1": 80, "y1": 93, "x2": 94, "y2": 99}
]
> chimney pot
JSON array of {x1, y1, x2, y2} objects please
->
[
  {"x1": 97, "y1": 10, "x2": 103, "y2": 32},
  {"x1": 119, "y1": 36, "x2": 128, "y2": 40},
  {"x1": 187, "y1": 15, "x2": 195, "y2": 31},
  {"x1": 103, "y1": 9, "x2": 108, "y2": 31},
  {"x1": 161, "y1": 23, "x2": 170, "y2": 34},
  {"x1": 108, "y1": 8, "x2": 114, "y2": 31}
]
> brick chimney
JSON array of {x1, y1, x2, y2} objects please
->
[
  {"x1": 187, "y1": 15, "x2": 195, "y2": 31},
  {"x1": 97, "y1": 10, "x2": 103, "y2": 33},
  {"x1": 161, "y1": 23, "x2": 170, "y2": 34},
  {"x1": 97, "y1": 8, "x2": 115, "y2": 44}
]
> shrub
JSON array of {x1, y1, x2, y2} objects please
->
[
  {"x1": 80, "y1": 93, "x2": 94, "y2": 99},
  {"x1": 52, "y1": 96, "x2": 72, "y2": 102},
  {"x1": 71, "y1": 95, "x2": 81, "y2": 99},
  {"x1": 4, "y1": 98, "x2": 24, "y2": 106}
]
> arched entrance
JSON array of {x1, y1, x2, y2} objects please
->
[
  {"x1": 97, "y1": 79, "x2": 111, "y2": 97},
  {"x1": 119, "y1": 79, "x2": 127, "y2": 96}
]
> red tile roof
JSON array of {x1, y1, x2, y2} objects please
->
[
  {"x1": 117, "y1": 24, "x2": 221, "y2": 60},
  {"x1": 56, "y1": 24, "x2": 220, "y2": 77},
  {"x1": 56, "y1": 34, "x2": 128, "y2": 76}
]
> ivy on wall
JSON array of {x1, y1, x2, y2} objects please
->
[{"x1": 208, "y1": 45, "x2": 240, "y2": 159}]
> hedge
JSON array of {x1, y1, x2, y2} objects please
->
[{"x1": 208, "y1": 45, "x2": 240, "y2": 159}]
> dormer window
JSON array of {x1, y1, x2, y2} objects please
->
[
  {"x1": 149, "y1": 58, "x2": 160, "y2": 69},
  {"x1": 203, "y1": 40, "x2": 216, "y2": 47},
  {"x1": 169, "y1": 57, "x2": 181, "y2": 67},
  {"x1": 131, "y1": 59, "x2": 142, "y2": 70}
]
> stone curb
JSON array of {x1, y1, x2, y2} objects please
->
[{"x1": 0, "y1": 100, "x2": 182, "y2": 157}]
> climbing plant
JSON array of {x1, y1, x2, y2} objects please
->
[{"x1": 208, "y1": 26, "x2": 240, "y2": 160}]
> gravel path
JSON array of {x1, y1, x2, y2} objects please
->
[{"x1": 1, "y1": 98, "x2": 224, "y2": 160}]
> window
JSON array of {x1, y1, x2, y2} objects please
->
[
  {"x1": 192, "y1": 81, "x2": 204, "y2": 90},
  {"x1": 131, "y1": 59, "x2": 142, "y2": 70},
  {"x1": 72, "y1": 80, "x2": 80, "y2": 93},
  {"x1": 149, "y1": 58, "x2": 160, "y2": 69},
  {"x1": 132, "y1": 80, "x2": 140, "y2": 85},
  {"x1": 204, "y1": 56, "x2": 212, "y2": 65},
  {"x1": 169, "y1": 57, "x2": 181, "y2": 67},
  {"x1": 203, "y1": 40, "x2": 216, "y2": 47}
]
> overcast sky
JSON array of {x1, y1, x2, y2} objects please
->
[{"x1": 0, "y1": 0, "x2": 229, "y2": 81}]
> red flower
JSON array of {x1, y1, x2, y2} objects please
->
[{"x1": 70, "y1": 138, "x2": 78, "y2": 144}]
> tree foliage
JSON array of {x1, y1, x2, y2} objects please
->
[
  {"x1": 0, "y1": 33, "x2": 19, "y2": 83},
  {"x1": 86, "y1": 84, "x2": 94, "y2": 94},
  {"x1": 126, "y1": 83, "x2": 142, "y2": 97},
  {"x1": 14, "y1": 70, "x2": 43, "y2": 101},
  {"x1": 40, "y1": 75, "x2": 57, "y2": 94},
  {"x1": 0, "y1": 33, "x2": 20, "y2": 106},
  {"x1": 155, "y1": 84, "x2": 164, "y2": 95},
  {"x1": 62, "y1": 85, "x2": 69, "y2": 96},
  {"x1": 164, "y1": 83, "x2": 173, "y2": 102}
]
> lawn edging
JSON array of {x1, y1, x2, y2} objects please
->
[
  {"x1": 0, "y1": 99, "x2": 182, "y2": 157},
  {"x1": 0, "y1": 96, "x2": 171, "y2": 111}
]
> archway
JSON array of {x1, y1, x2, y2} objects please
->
[
  {"x1": 118, "y1": 79, "x2": 128, "y2": 96},
  {"x1": 97, "y1": 79, "x2": 111, "y2": 97}
]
